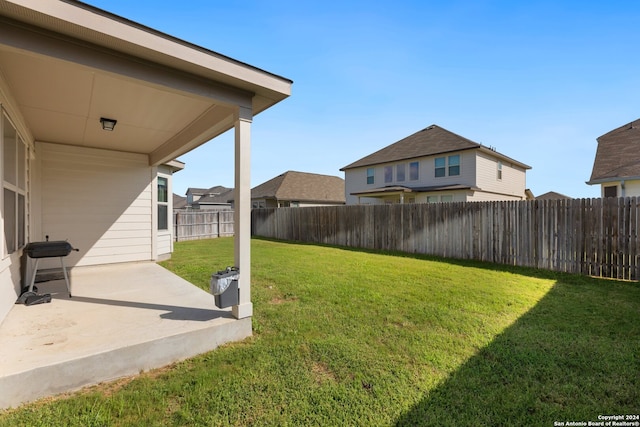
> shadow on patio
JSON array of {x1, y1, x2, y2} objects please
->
[
  {"x1": 394, "y1": 277, "x2": 640, "y2": 426},
  {"x1": 0, "y1": 262, "x2": 251, "y2": 410}
]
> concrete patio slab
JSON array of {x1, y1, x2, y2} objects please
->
[{"x1": 0, "y1": 262, "x2": 251, "y2": 410}]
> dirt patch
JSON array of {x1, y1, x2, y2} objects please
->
[{"x1": 311, "y1": 361, "x2": 337, "y2": 385}]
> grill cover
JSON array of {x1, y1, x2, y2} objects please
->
[{"x1": 24, "y1": 241, "x2": 74, "y2": 258}]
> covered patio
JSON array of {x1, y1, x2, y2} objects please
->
[
  {"x1": 0, "y1": 262, "x2": 248, "y2": 409},
  {"x1": 0, "y1": 0, "x2": 291, "y2": 409}
]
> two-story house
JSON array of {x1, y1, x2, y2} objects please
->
[
  {"x1": 587, "y1": 118, "x2": 640, "y2": 198},
  {"x1": 340, "y1": 124, "x2": 531, "y2": 205}
]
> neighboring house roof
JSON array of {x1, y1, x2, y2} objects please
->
[
  {"x1": 187, "y1": 186, "x2": 232, "y2": 198},
  {"x1": 197, "y1": 187, "x2": 234, "y2": 205},
  {"x1": 186, "y1": 187, "x2": 211, "y2": 195},
  {"x1": 341, "y1": 124, "x2": 531, "y2": 171},
  {"x1": 252, "y1": 171, "x2": 346, "y2": 203},
  {"x1": 173, "y1": 193, "x2": 188, "y2": 209},
  {"x1": 536, "y1": 191, "x2": 572, "y2": 200},
  {"x1": 588, "y1": 118, "x2": 640, "y2": 184}
]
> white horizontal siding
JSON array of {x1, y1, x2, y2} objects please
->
[
  {"x1": 344, "y1": 151, "x2": 478, "y2": 205},
  {"x1": 475, "y1": 151, "x2": 527, "y2": 198},
  {"x1": 39, "y1": 142, "x2": 152, "y2": 268},
  {"x1": 466, "y1": 191, "x2": 524, "y2": 202},
  {"x1": 623, "y1": 180, "x2": 640, "y2": 197},
  {"x1": 157, "y1": 232, "x2": 172, "y2": 256}
]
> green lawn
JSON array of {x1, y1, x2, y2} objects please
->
[{"x1": 1, "y1": 238, "x2": 639, "y2": 426}]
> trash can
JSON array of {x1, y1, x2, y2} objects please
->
[{"x1": 210, "y1": 267, "x2": 239, "y2": 309}]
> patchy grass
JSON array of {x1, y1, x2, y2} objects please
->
[{"x1": 1, "y1": 238, "x2": 638, "y2": 426}]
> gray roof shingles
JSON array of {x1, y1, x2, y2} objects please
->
[
  {"x1": 252, "y1": 171, "x2": 345, "y2": 203},
  {"x1": 341, "y1": 125, "x2": 479, "y2": 170},
  {"x1": 341, "y1": 124, "x2": 529, "y2": 170},
  {"x1": 589, "y1": 118, "x2": 640, "y2": 183}
]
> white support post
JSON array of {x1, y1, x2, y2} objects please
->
[{"x1": 232, "y1": 106, "x2": 253, "y2": 319}]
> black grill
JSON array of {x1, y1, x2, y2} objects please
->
[
  {"x1": 24, "y1": 241, "x2": 75, "y2": 259},
  {"x1": 17, "y1": 237, "x2": 79, "y2": 305}
]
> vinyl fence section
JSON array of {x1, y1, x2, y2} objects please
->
[
  {"x1": 251, "y1": 198, "x2": 640, "y2": 281},
  {"x1": 174, "y1": 210, "x2": 234, "y2": 241}
]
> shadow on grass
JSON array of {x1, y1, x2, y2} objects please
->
[
  {"x1": 254, "y1": 238, "x2": 640, "y2": 425},
  {"x1": 394, "y1": 277, "x2": 640, "y2": 426}
]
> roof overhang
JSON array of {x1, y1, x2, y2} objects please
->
[
  {"x1": 0, "y1": 0, "x2": 292, "y2": 165},
  {"x1": 476, "y1": 146, "x2": 531, "y2": 170},
  {"x1": 351, "y1": 184, "x2": 478, "y2": 197},
  {"x1": 586, "y1": 176, "x2": 640, "y2": 186}
]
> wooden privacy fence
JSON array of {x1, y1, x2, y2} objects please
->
[
  {"x1": 252, "y1": 198, "x2": 640, "y2": 281},
  {"x1": 174, "y1": 210, "x2": 234, "y2": 241}
]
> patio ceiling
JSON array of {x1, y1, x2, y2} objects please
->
[{"x1": 0, "y1": 0, "x2": 292, "y2": 165}]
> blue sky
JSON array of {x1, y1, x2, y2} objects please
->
[{"x1": 86, "y1": 0, "x2": 640, "y2": 199}]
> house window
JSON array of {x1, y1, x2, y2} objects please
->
[
  {"x1": 435, "y1": 157, "x2": 446, "y2": 177},
  {"x1": 2, "y1": 112, "x2": 27, "y2": 256},
  {"x1": 497, "y1": 161, "x2": 503, "y2": 180},
  {"x1": 448, "y1": 155, "x2": 460, "y2": 176},
  {"x1": 604, "y1": 186, "x2": 617, "y2": 198},
  {"x1": 409, "y1": 161, "x2": 419, "y2": 180},
  {"x1": 397, "y1": 163, "x2": 405, "y2": 182},
  {"x1": 441, "y1": 195, "x2": 453, "y2": 202},
  {"x1": 366, "y1": 168, "x2": 374, "y2": 185},
  {"x1": 157, "y1": 176, "x2": 168, "y2": 230},
  {"x1": 427, "y1": 196, "x2": 438, "y2": 203},
  {"x1": 435, "y1": 155, "x2": 460, "y2": 177},
  {"x1": 384, "y1": 166, "x2": 393, "y2": 183}
]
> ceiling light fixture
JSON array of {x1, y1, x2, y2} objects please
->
[{"x1": 100, "y1": 117, "x2": 117, "y2": 131}]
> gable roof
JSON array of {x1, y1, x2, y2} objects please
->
[
  {"x1": 197, "y1": 187, "x2": 234, "y2": 204},
  {"x1": 588, "y1": 118, "x2": 640, "y2": 184},
  {"x1": 536, "y1": 191, "x2": 572, "y2": 200},
  {"x1": 252, "y1": 171, "x2": 345, "y2": 203},
  {"x1": 341, "y1": 124, "x2": 530, "y2": 171},
  {"x1": 173, "y1": 193, "x2": 188, "y2": 209}
]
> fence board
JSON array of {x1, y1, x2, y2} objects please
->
[
  {"x1": 251, "y1": 198, "x2": 640, "y2": 281},
  {"x1": 174, "y1": 210, "x2": 234, "y2": 241}
]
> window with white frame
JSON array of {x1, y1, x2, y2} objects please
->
[
  {"x1": 448, "y1": 155, "x2": 460, "y2": 176},
  {"x1": 434, "y1": 157, "x2": 446, "y2": 177},
  {"x1": 157, "y1": 176, "x2": 168, "y2": 230},
  {"x1": 497, "y1": 161, "x2": 503, "y2": 180},
  {"x1": 384, "y1": 166, "x2": 393, "y2": 183},
  {"x1": 397, "y1": 163, "x2": 405, "y2": 182},
  {"x1": 435, "y1": 155, "x2": 460, "y2": 177},
  {"x1": 409, "y1": 161, "x2": 419, "y2": 180},
  {"x1": 366, "y1": 167, "x2": 375, "y2": 185},
  {"x1": 2, "y1": 111, "x2": 27, "y2": 256}
]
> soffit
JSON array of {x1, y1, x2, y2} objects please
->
[{"x1": 0, "y1": 0, "x2": 292, "y2": 164}]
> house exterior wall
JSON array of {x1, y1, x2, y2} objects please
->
[
  {"x1": 344, "y1": 150, "x2": 477, "y2": 205},
  {"x1": 622, "y1": 180, "x2": 640, "y2": 197},
  {"x1": 474, "y1": 151, "x2": 527, "y2": 199},
  {"x1": 156, "y1": 165, "x2": 174, "y2": 260},
  {"x1": 597, "y1": 180, "x2": 640, "y2": 198},
  {"x1": 37, "y1": 142, "x2": 154, "y2": 268},
  {"x1": 0, "y1": 77, "x2": 35, "y2": 323},
  {"x1": 344, "y1": 150, "x2": 527, "y2": 205}
]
